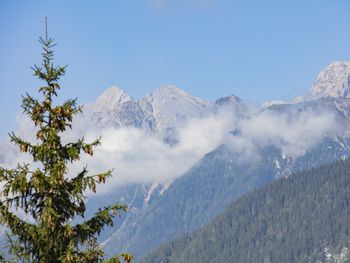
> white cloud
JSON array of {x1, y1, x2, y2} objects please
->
[
  {"x1": 0, "y1": 105, "x2": 336, "y2": 195},
  {"x1": 66, "y1": 110, "x2": 236, "y2": 193},
  {"x1": 226, "y1": 109, "x2": 335, "y2": 158}
]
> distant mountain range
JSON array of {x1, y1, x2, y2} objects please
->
[
  {"x1": 90, "y1": 61, "x2": 350, "y2": 260},
  {"x1": 83, "y1": 84, "x2": 241, "y2": 138},
  {"x1": 98, "y1": 121, "x2": 350, "y2": 259},
  {"x1": 1, "y1": 61, "x2": 350, "y2": 260}
]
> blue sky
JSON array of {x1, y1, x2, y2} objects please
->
[{"x1": 0, "y1": 0, "x2": 350, "y2": 139}]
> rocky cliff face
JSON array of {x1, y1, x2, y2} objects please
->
[
  {"x1": 83, "y1": 84, "x2": 237, "y2": 137},
  {"x1": 310, "y1": 61, "x2": 350, "y2": 99},
  {"x1": 140, "y1": 85, "x2": 212, "y2": 135}
]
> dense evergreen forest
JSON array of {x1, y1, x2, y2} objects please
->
[{"x1": 141, "y1": 158, "x2": 350, "y2": 263}]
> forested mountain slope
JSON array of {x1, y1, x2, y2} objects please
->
[
  {"x1": 141, "y1": 158, "x2": 350, "y2": 263},
  {"x1": 103, "y1": 135, "x2": 350, "y2": 259}
]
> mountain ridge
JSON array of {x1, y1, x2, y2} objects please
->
[
  {"x1": 88, "y1": 61, "x2": 350, "y2": 130},
  {"x1": 2, "y1": 61, "x2": 350, "y2": 259},
  {"x1": 141, "y1": 157, "x2": 350, "y2": 263},
  {"x1": 309, "y1": 61, "x2": 350, "y2": 100}
]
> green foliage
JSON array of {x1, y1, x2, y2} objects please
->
[
  {"x1": 0, "y1": 23, "x2": 133, "y2": 263},
  {"x1": 142, "y1": 158, "x2": 350, "y2": 263}
]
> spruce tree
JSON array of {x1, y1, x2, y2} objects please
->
[{"x1": 0, "y1": 21, "x2": 132, "y2": 263}]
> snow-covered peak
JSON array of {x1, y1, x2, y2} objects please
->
[
  {"x1": 310, "y1": 61, "x2": 350, "y2": 99},
  {"x1": 93, "y1": 85, "x2": 132, "y2": 112},
  {"x1": 140, "y1": 85, "x2": 212, "y2": 133},
  {"x1": 152, "y1": 85, "x2": 190, "y2": 97},
  {"x1": 142, "y1": 85, "x2": 212, "y2": 108},
  {"x1": 145, "y1": 85, "x2": 210, "y2": 106},
  {"x1": 262, "y1": 100, "x2": 286, "y2": 108}
]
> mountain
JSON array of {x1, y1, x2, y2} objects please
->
[
  {"x1": 101, "y1": 133, "x2": 350, "y2": 260},
  {"x1": 268, "y1": 97, "x2": 350, "y2": 135},
  {"x1": 310, "y1": 61, "x2": 350, "y2": 99},
  {"x1": 140, "y1": 85, "x2": 212, "y2": 135},
  {"x1": 213, "y1": 95, "x2": 246, "y2": 116},
  {"x1": 262, "y1": 100, "x2": 286, "y2": 108},
  {"x1": 93, "y1": 85, "x2": 132, "y2": 112},
  {"x1": 2, "y1": 62, "x2": 350, "y2": 259},
  {"x1": 141, "y1": 157, "x2": 350, "y2": 263},
  {"x1": 84, "y1": 182, "x2": 166, "y2": 244},
  {"x1": 99, "y1": 63, "x2": 350, "y2": 259},
  {"x1": 85, "y1": 84, "x2": 214, "y2": 135},
  {"x1": 214, "y1": 95, "x2": 241, "y2": 107},
  {"x1": 86, "y1": 86, "x2": 155, "y2": 131}
]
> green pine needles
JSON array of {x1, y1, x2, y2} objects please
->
[{"x1": 0, "y1": 21, "x2": 132, "y2": 263}]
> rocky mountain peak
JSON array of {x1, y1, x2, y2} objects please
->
[
  {"x1": 215, "y1": 95, "x2": 241, "y2": 107},
  {"x1": 93, "y1": 85, "x2": 132, "y2": 112},
  {"x1": 140, "y1": 85, "x2": 212, "y2": 134},
  {"x1": 153, "y1": 85, "x2": 189, "y2": 97},
  {"x1": 145, "y1": 85, "x2": 209, "y2": 105},
  {"x1": 310, "y1": 61, "x2": 350, "y2": 99}
]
